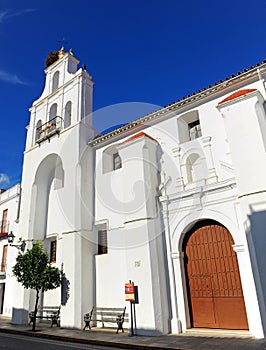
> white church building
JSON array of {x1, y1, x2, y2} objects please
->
[{"x1": 1, "y1": 48, "x2": 266, "y2": 338}]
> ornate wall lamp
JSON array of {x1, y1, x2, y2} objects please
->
[{"x1": 7, "y1": 231, "x2": 26, "y2": 252}]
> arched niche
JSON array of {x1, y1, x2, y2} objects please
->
[
  {"x1": 181, "y1": 151, "x2": 207, "y2": 186},
  {"x1": 177, "y1": 110, "x2": 202, "y2": 143},
  {"x1": 52, "y1": 71, "x2": 59, "y2": 92},
  {"x1": 186, "y1": 153, "x2": 201, "y2": 183},
  {"x1": 64, "y1": 101, "x2": 72, "y2": 128},
  {"x1": 49, "y1": 103, "x2": 57, "y2": 121},
  {"x1": 30, "y1": 154, "x2": 64, "y2": 241},
  {"x1": 35, "y1": 119, "x2": 42, "y2": 142}
]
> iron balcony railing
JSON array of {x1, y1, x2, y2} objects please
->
[{"x1": 36, "y1": 116, "x2": 63, "y2": 144}]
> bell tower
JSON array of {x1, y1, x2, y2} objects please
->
[
  {"x1": 25, "y1": 47, "x2": 94, "y2": 151},
  {"x1": 14, "y1": 48, "x2": 97, "y2": 327}
]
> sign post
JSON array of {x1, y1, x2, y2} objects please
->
[{"x1": 125, "y1": 281, "x2": 135, "y2": 336}]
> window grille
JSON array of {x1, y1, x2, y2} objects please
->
[
  {"x1": 113, "y1": 153, "x2": 122, "y2": 170},
  {"x1": 188, "y1": 120, "x2": 202, "y2": 140},
  {"x1": 50, "y1": 240, "x2": 57, "y2": 263},
  {"x1": 98, "y1": 230, "x2": 107, "y2": 255}
]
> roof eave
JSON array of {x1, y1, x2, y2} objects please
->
[{"x1": 89, "y1": 62, "x2": 266, "y2": 148}]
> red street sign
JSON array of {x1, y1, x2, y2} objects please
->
[{"x1": 125, "y1": 282, "x2": 135, "y2": 302}]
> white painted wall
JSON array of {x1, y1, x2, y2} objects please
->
[
  {"x1": 3, "y1": 52, "x2": 266, "y2": 338},
  {"x1": 0, "y1": 185, "x2": 21, "y2": 317}
]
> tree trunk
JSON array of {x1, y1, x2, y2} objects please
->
[{"x1": 32, "y1": 289, "x2": 39, "y2": 331}]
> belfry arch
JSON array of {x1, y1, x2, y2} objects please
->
[
  {"x1": 29, "y1": 154, "x2": 64, "y2": 241},
  {"x1": 182, "y1": 220, "x2": 248, "y2": 330}
]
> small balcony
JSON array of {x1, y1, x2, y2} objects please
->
[{"x1": 36, "y1": 116, "x2": 63, "y2": 144}]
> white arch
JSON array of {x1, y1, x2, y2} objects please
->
[
  {"x1": 30, "y1": 153, "x2": 64, "y2": 241},
  {"x1": 35, "y1": 119, "x2": 42, "y2": 142},
  {"x1": 52, "y1": 71, "x2": 59, "y2": 92},
  {"x1": 64, "y1": 101, "x2": 72, "y2": 128},
  {"x1": 185, "y1": 153, "x2": 200, "y2": 183},
  {"x1": 180, "y1": 148, "x2": 207, "y2": 186},
  {"x1": 169, "y1": 209, "x2": 253, "y2": 334},
  {"x1": 49, "y1": 103, "x2": 57, "y2": 121},
  {"x1": 171, "y1": 208, "x2": 243, "y2": 252}
]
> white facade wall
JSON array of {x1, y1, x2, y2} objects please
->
[
  {"x1": 93, "y1": 73, "x2": 266, "y2": 337},
  {"x1": 0, "y1": 185, "x2": 21, "y2": 317},
  {"x1": 2, "y1": 50, "x2": 266, "y2": 338}
]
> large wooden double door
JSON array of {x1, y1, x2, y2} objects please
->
[{"x1": 184, "y1": 221, "x2": 248, "y2": 329}]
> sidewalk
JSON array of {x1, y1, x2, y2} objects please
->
[{"x1": 0, "y1": 316, "x2": 265, "y2": 350}]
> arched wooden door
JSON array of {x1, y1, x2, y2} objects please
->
[{"x1": 184, "y1": 221, "x2": 248, "y2": 329}]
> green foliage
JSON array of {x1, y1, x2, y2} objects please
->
[{"x1": 12, "y1": 241, "x2": 61, "y2": 292}]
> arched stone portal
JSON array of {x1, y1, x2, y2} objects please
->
[{"x1": 183, "y1": 220, "x2": 248, "y2": 330}]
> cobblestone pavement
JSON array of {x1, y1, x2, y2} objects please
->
[{"x1": 0, "y1": 317, "x2": 266, "y2": 350}]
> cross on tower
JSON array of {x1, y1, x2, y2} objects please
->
[{"x1": 58, "y1": 37, "x2": 68, "y2": 50}]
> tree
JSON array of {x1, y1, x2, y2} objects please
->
[{"x1": 12, "y1": 241, "x2": 61, "y2": 331}]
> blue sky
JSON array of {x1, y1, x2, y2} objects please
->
[{"x1": 1, "y1": 0, "x2": 266, "y2": 189}]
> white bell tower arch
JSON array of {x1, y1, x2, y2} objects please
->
[{"x1": 14, "y1": 48, "x2": 97, "y2": 328}]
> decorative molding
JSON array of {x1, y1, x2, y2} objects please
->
[
  {"x1": 217, "y1": 89, "x2": 258, "y2": 109},
  {"x1": 159, "y1": 178, "x2": 237, "y2": 204},
  {"x1": 172, "y1": 147, "x2": 182, "y2": 157},
  {"x1": 220, "y1": 161, "x2": 234, "y2": 173},
  {"x1": 89, "y1": 63, "x2": 266, "y2": 148}
]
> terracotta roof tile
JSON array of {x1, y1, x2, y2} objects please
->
[
  {"x1": 90, "y1": 60, "x2": 266, "y2": 147},
  {"x1": 119, "y1": 132, "x2": 157, "y2": 146},
  {"x1": 218, "y1": 89, "x2": 257, "y2": 105}
]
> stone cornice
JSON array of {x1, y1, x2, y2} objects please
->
[
  {"x1": 89, "y1": 62, "x2": 266, "y2": 148},
  {"x1": 159, "y1": 178, "x2": 237, "y2": 203}
]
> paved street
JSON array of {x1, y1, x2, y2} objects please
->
[
  {"x1": 0, "y1": 317, "x2": 266, "y2": 350},
  {"x1": 0, "y1": 332, "x2": 122, "y2": 350}
]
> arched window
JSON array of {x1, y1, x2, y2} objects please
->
[
  {"x1": 35, "y1": 119, "x2": 42, "y2": 142},
  {"x1": 49, "y1": 103, "x2": 57, "y2": 121},
  {"x1": 52, "y1": 71, "x2": 59, "y2": 92},
  {"x1": 64, "y1": 101, "x2": 72, "y2": 128},
  {"x1": 177, "y1": 110, "x2": 202, "y2": 143}
]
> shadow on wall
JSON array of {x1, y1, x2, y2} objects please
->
[
  {"x1": 156, "y1": 144, "x2": 173, "y2": 333},
  {"x1": 246, "y1": 207, "x2": 266, "y2": 334},
  {"x1": 61, "y1": 272, "x2": 70, "y2": 306}
]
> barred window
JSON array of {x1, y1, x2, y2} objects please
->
[
  {"x1": 50, "y1": 240, "x2": 57, "y2": 263},
  {"x1": 113, "y1": 153, "x2": 122, "y2": 170},
  {"x1": 98, "y1": 230, "x2": 107, "y2": 255},
  {"x1": 188, "y1": 120, "x2": 202, "y2": 140}
]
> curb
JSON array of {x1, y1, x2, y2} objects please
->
[{"x1": 0, "y1": 327, "x2": 191, "y2": 350}]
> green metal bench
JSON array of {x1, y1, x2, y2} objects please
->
[
  {"x1": 83, "y1": 306, "x2": 128, "y2": 333},
  {"x1": 29, "y1": 306, "x2": 60, "y2": 327}
]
